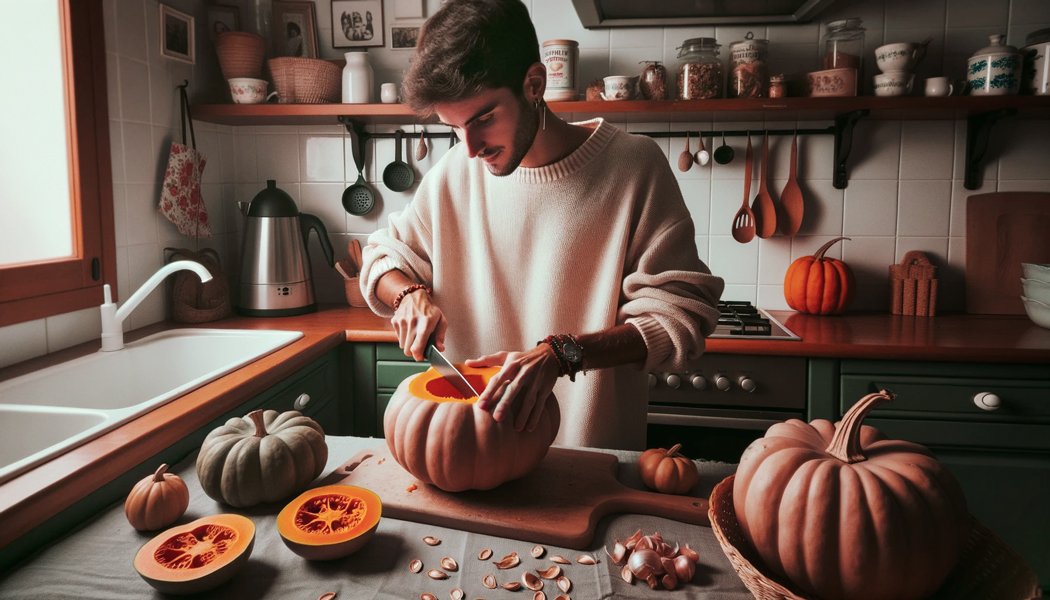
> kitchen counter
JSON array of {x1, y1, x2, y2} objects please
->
[
  {"x1": 0, "y1": 436, "x2": 748, "y2": 600},
  {"x1": 1, "y1": 306, "x2": 1048, "y2": 561}
]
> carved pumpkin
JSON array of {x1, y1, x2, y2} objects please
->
[
  {"x1": 133, "y1": 513, "x2": 255, "y2": 595},
  {"x1": 384, "y1": 365, "x2": 560, "y2": 492},
  {"x1": 196, "y1": 409, "x2": 328, "y2": 508},
  {"x1": 784, "y1": 236, "x2": 855, "y2": 315},
  {"x1": 638, "y1": 443, "x2": 699, "y2": 494},
  {"x1": 733, "y1": 390, "x2": 970, "y2": 600},
  {"x1": 125, "y1": 463, "x2": 189, "y2": 531},
  {"x1": 277, "y1": 484, "x2": 382, "y2": 560}
]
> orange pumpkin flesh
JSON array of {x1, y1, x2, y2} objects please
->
[
  {"x1": 386, "y1": 365, "x2": 561, "y2": 492},
  {"x1": 133, "y1": 513, "x2": 255, "y2": 595},
  {"x1": 278, "y1": 484, "x2": 382, "y2": 560}
]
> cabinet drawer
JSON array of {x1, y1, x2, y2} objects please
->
[
  {"x1": 376, "y1": 360, "x2": 428, "y2": 390},
  {"x1": 377, "y1": 343, "x2": 410, "y2": 361}
]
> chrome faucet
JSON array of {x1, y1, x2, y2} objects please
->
[{"x1": 99, "y1": 260, "x2": 212, "y2": 351}]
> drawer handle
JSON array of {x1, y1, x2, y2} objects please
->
[
  {"x1": 293, "y1": 393, "x2": 311, "y2": 411},
  {"x1": 973, "y1": 392, "x2": 1001, "y2": 412}
]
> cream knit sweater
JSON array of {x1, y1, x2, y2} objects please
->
[{"x1": 362, "y1": 118, "x2": 724, "y2": 450}]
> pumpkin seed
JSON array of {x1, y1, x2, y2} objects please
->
[
  {"x1": 530, "y1": 544, "x2": 546, "y2": 558},
  {"x1": 522, "y1": 571, "x2": 543, "y2": 591},
  {"x1": 537, "y1": 565, "x2": 561, "y2": 579},
  {"x1": 450, "y1": 589, "x2": 464, "y2": 600},
  {"x1": 423, "y1": 536, "x2": 441, "y2": 546},
  {"x1": 420, "y1": 594, "x2": 437, "y2": 600},
  {"x1": 533, "y1": 592, "x2": 546, "y2": 600},
  {"x1": 493, "y1": 552, "x2": 520, "y2": 569},
  {"x1": 409, "y1": 559, "x2": 424, "y2": 573},
  {"x1": 556, "y1": 576, "x2": 571, "y2": 593},
  {"x1": 501, "y1": 582, "x2": 522, "y2": 591},
  {"x1": 318, "y1": 593, "x2": 337, "y2": 600},
  {"x1": 575, "y1": 554, "x2": 597, "y2": 565},
  {"x1": 482, "y1": 574, "x2": 497, "y2": 589},
  {"x1": 441, "y1": 557, "x2": 459, "y2": 572},
  {"x1": 478, "y1": 548, "x2": 493, "y2": 560},
  {"x1": 427, "y1": 569, "x2": 449, "y2": 580},
  {"x1": 549, "y1": 555, "x2": 571, "y2": 565},
  {"x1": 555, "y1": 596, "x2": 571, "y2": 600}
]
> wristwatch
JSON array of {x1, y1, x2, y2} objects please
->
[{"x1": 559, "y1": 335, "x2": 583, "y2": 376}]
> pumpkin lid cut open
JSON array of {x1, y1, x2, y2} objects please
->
[{"x1": 408, "y1": 365, "x2": 499, "y2": 402}]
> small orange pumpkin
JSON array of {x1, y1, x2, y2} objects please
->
[
  {"x1": 277, "y1": 484, "x2": 382, "y2": 560},
  {"x1": 783, "y1": 236, "x2": 855, "y2": 315},
  {"x1": 125, "y1": 463, "x2": 190, "y2": 531},
  {"x1": 384, "y1": 365, "x2": 561, "y2": 492},
  {"x1": 133, "y1": 513, "x2": 255, "y2": 595},
  {"x1": 638, "y1": 443, "x2": 700, "y2": 494}
]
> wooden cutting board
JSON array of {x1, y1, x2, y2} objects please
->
[
  {"x1": 320, "y1": 446, "x2": 709, "y2": 549},
  {"x1": 966, "y1": 192, "x2": 1050, "y2": 314}
]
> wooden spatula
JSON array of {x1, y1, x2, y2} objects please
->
[{"x1": 732, "y1": 135, "x2": 756, "y2": 243}]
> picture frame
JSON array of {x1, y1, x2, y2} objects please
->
[
  {"x1": 390, "y1": 22, "x2": 422, "y2": 50},
  {"x1": 159, "y1": 4, "x2": 195, "y2": 64},
  {"x1": 272, "y1": 1, "x2": 319, "y2": 58},
  {"x1": 332, "y1": 0, "x2": 384, "y2": 48},
  {"x1": 206, "y1": 3, "x2": 241, "y2": 43}
]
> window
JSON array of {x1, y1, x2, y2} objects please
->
[{"x1": 0, "y1": 0, "x2": 115, "y2": 327}]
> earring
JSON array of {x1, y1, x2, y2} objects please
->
[{"x1": 535, "y1": 98, "x2": 547, "y2": 131}]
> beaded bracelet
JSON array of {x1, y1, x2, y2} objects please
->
[{"x1": 391, "y1": 284, "x2": 430, "y2": 311}]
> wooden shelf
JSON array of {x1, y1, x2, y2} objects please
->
[{"x1": 192, "y1": 95, "x2": 1050, "y2": 126}]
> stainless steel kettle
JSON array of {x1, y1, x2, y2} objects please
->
[{"x1": 237, "y1": 180, "x2": 334, "y2": 316}]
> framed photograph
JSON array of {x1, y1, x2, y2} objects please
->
[
  {"x1": 206, "y1": 3, "x2": 241, "y2": 43},
  {"x1": 390, "y1": 22, "x2": 422, "y2": 50},
  {"x1": 272, "y1": 1, "x2": 319, "y2": 58},
  {"x1": 159, "y1": 4, "x2": 195, "y2": 64},
  {"x1": 332, "y1": 0, "x2": 384, "y2": 48}
]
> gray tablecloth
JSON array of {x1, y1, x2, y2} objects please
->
[{"x1": 0, "y1": 437, "x2": 747, "y2": 599}]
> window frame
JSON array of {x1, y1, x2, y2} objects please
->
[{"x1": 0, "y1": 0, "x2": 115, "y2": 327}]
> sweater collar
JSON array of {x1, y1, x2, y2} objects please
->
[{"x1": 510, "y1": 118, "x2": 617, "y2": 184}]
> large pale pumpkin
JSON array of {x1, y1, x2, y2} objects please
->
[
  {"x1": 732, "y1": 390, "x2": 970, "y2": 600},
  {"x1": 384, "y1": 365, "x2": 560, "y2": 492},
  {"x1": 196, "y1": 409, "x2": 328, "y2": 508},
  {"x1": 784, "y1": 236, "x2": 855, "y2": 315}
]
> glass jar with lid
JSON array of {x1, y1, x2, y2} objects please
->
[
  {"x1": 728, "y1": 32, "x2": 769, "y2": 98},
  {"x1": 822, "y1": 18, "x2": 865, "y2": 73},
  {"x1": 676, "y1": 37, "x2": 723, "y2": 100}
]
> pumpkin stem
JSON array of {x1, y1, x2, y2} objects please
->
[
  {"x1": 247, "y1": 409, "x2": 269, "y2": 438},
  {"x1": 825, "y1": 389, "x2": 895, "y2": 463},
  {"x1": 666, "y1": 443, "x2": 683, "y2": 457},
  {"x1": 152, "y1": 463, "x2": 169, "y2": 481},
  {"x1": 813, "y1": 236, "x2": 850, "y2": 260}
]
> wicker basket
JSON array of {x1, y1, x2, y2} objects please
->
[
  {"x1": 709, "y1": 475, "x2": 1042, "y2": 600},
  {"x1": 214, "y1": 32, "x2": 265, "y2": 80},
  {"x1": 268, "y1": 57, "x2": 341, "y2": 104}
]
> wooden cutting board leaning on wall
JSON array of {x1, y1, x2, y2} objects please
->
[{"x1": 966, "y1": 192, "x2": 1050, "y2": 314}]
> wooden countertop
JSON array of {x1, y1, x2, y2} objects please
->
[{"x1": 1, "y1": 306, "x2": 1048, "y2": 552}]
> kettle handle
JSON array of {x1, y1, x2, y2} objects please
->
[{"x1": 299, "y1": 213, "x2": 335, "y2": 268}]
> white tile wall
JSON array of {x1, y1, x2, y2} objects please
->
[{"x1": 2, "y1": 0, "x2": 1049, "y2": 369}]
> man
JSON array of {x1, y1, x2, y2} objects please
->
[{"x1": 360, "y1": 0, "x2": 723, "y2": 450}]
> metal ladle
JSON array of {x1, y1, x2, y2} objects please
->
[{"x1": 714, "y1": 133, "x2": 734, "y2": 164}]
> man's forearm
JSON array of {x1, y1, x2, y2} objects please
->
[
  {"x1": 575, "y1": 323, "x2": 647, "y2": 371},
  {"x1": 374, "y1": 269, "x2": 417, "y2": 309}
]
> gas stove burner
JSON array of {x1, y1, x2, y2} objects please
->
[{"x1": 710, "y1": 301, "x2": 801, "y2": 340}]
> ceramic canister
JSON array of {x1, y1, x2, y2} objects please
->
[
  {"x1": 728, "y1": 31, "x2": 769, "y2": 98},
  {"x1": 542, "y1": 39, "x2": 578, "y2": 101},
  {"x1": 1022, "y1": 28, "x2": 1050, "y2": 95},
  {"x1": 967, "y1": 34, "x2": 1021, "y2": 96}
]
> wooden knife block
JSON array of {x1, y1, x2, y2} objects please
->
[{"x1": 890, "y1": 251, "x2": 938, "y2": 317}]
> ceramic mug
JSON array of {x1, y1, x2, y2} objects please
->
[
  {"x1": 873, "y1": 71, "x2": 914, "y2": 96},
  {"x1": 924, "y1": 76, "x2": 954, "y2": 97},
  {"x1": 228, "y1": 78, "x2": 276, "y2": 104},
  {"x1": 874, "y1": 42, "x2": 927, "y2": 73},
  {"x1": 600, "y1": 75, "x2": 635, "y2": 101},
  {"x1": 380, "y1": 82, "x2": 399, "y2": 104}
]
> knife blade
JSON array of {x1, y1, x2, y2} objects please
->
[{"x1": 426, "y1": 336, "x2": 480, "y2": 398}]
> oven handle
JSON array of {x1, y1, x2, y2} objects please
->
[{"x1": 648, "y1": 413, "x2": 783, "y2": 430}]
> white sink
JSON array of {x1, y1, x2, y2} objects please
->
[{"x1": 0, "y1": 328, "x2": 303, "y2": 484}]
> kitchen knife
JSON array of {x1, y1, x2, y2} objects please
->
[{"x1": 426, "y1": 336, "x2": 480, "y2": 398}]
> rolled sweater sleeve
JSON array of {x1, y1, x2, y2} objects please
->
[{"x1": 360, "y1": 198, "x2": 435, "y2": 317}]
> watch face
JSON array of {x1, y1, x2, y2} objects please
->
[{"x1": 561, "y1": 340, "x2": 582, "y2": 363}]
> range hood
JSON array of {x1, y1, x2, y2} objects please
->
[{"x1": 571, "y1": 0, "x2": 839, "y2": 28}]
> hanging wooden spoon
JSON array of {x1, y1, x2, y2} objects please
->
[
  {"x1": 415, "y1": 128, "x2": 428, "y2": 161},
  {"x1": 677, "y1": 131, "x2": 693, "y2": 172},
  {"x1": 752, "y1": 135, "x2": 776, "y2": 238},
  {"x1": 731, "y1": 134, "x2": 756, "y2": 243},
  {"x1": 779, "y1": 132, "x2": 804, "y2": 237}
]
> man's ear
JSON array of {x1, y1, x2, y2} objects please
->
[{"x1": 523, "y1": 62, "x2": 547, "y2": 102}]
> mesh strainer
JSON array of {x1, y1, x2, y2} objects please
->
[
  {"x1": 382, "y1": 129, "x2": 415, "y2": 192},
  {"x1": 342, "y1": 126, "x2": 375, "y2": 215}
]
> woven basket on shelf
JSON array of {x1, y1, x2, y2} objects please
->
[
  {"x1": 268, "y1": 57, "x2": 341, "y2": 104},
  {"x1": 214, "y1": 31, "x2": 265, "y2": 79},
  {"x1": 708, "y1": 476, "x2": 1043, "y2": 600}
]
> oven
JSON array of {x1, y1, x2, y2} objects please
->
[{"x1": 646, "y1": 302, "x2": 807, "y2": 462}]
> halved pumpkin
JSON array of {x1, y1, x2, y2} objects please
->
[
  {"x1": 277, "y1": 484, "x2": 382, "y2": 560},
  {"x1": 133, "y1": 513, "x2": 255, "y2": 595}
]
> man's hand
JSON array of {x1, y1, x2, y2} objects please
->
[
  {"x1": 467, "y1": 344, "x2": 562, "y2": 433},
  {"x1": 392, "y1": 288, "x2": 445, "y2": 361}
]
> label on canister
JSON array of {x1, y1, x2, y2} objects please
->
[
  {"x1": 729, "y1": 32, "x2": 769, "y2": 98},
  {"x1": 542, "y1": 39, "x2": 578, "y2": 98}
]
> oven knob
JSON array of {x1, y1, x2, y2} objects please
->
[
  {"x1": 714, "y1": 373, "x2": 731, "y2": 391},
  {"x1": 973, "y1": 392, "x2": 1001, "y2": 411},
  {"x1": 665, "y1": 373, "x2": 682, "y2": 389},
  {"x1": 690, "y1": 374, "x2": 707, "y2": 390},
  {"x1": 737, "y1": 376, "x2": 757, "y2": 393},
  {"x1": 648, "y1": 373, "x2": 657, "y2": 389}
]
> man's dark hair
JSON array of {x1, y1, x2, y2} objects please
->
[{"x1": 401, "y1": 0, "x2": 540, "y2": 114}]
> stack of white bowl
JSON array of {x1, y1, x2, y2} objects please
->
[
  {"x1": 1021, "y1": 263, "x2": 1050, "y2": 328},
  {"x1": 873, "y1": 42, "x2": 924, "y2": 96}
]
